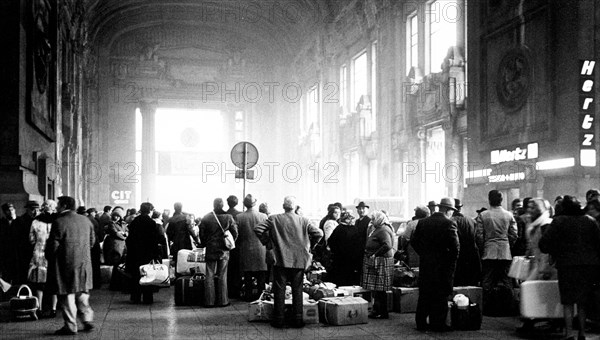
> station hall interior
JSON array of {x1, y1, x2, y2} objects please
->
[{"x1": 1, "y1": 0, "x2": 599, "y2": 219}]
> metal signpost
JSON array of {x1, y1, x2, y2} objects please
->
[{"x1": 230, "y1": 142, "x2": 259, "y2": 211}]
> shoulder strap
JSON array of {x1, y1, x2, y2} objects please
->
[{"x1": 212, "y1": 211, "x2": 225, "y2": 232}]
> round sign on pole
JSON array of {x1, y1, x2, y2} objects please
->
[{"x1": 231, "y1": 142, "x2": 259, "y2": 169}]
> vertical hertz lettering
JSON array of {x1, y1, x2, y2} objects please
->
[{"x1": 579, "y1": 60, "x2": 597, "y2": 167}]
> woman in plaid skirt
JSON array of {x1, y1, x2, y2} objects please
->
[{"x1": 361, "y1": 211, "x2": 395, "y2": 319}]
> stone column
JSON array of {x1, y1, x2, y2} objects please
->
[{"x1": 139, "y1": 101, "x2": 157, "y2": 203}]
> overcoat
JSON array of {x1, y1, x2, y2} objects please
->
[{"x1": 46, "y1": 210, "x2": 95, "y2": 294}]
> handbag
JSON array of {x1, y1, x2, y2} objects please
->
[
  {"x1": 508, "y1": 256, "x2": 533, "y2": 280},
  {"x1": 213, "y1": 211, "x2": 235, "y2": 250},
  {"x1": 10, "y1": 285, "x2": 39, "y2": 319},
  {"x1": 139, "y1": 260, "x2": 170, "y2": 287},
  {"x1": 393, "y1": 261, "x2": 418, "y2": 287}
]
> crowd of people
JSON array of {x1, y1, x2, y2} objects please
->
[{"x1": 0, "y1": 188, "x2": 599, "y2": 337}]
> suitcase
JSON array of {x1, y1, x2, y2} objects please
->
[
  {"x1": 174, "y1": 274, "x2": 205, "y2": 306},
  {"x1": 176, "y1": 249, "x2": 206, "y2": 275},
  {"x1": 9, "y1": 285, "x2": 39, "y2": 320},
  {"x1": 451, "y1": 303, "x2": 482, "y2": 330},
  {"x1": 520, "y1": 280, "x2": 562, "y2": 319},
  {"x1": 452, "y1": 286, "x2": 483, "y2": 312},
  {"x1": 392, "y1": 287, "x2": 419, "y2": 313},
  {"x1": 318, "y1": 296, "x2": 369, "y2": 325}
]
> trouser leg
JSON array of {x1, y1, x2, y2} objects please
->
[
  {"x1": 59, "y1": 294, "x2": 78, "y2": 332},
  {"x1": 204, "y1": 261, "x2": 217, "y2": 306},
  {"x1": 272, "y1": 266, "x2": 286, "y2": 324},
  {"x1": 75, "y1": 292, "x2": 94, "y2": 323},
  {"x1": 416, "y1": 290, "x2": 431, "y2": 330},
  {"x1": 429, "y1": 294, "x2": 449, "y2": 328},
  {"x1": 290, "y1": 268, "x2": 304, "y2": 322},
  {"x1": 216, "y1": 258, "x2": 229, "y2": 306}
]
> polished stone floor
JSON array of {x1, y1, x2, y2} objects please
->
[{"x1": 1, "y1": 287, "x2": 600, "y2": 340}]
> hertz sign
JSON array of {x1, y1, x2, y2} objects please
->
[{"x1": 580, "y1": 60, "x2": 597, "y2": 167}]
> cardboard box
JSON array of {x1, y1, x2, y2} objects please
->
[
  {"x1": 392, "y1": 287, "x2": 419, "y2": 313},
  {"x1": 318, "y1": 296, "x2": 369, "y2": 325},
  {"x1": 248, "y1": 299, "x2": 319, "y2": 323},
  {"x1": 452, "y1": 286, "x2": 483, "y2": 309},
  {"x1": 248, "y1": 300, "x2": 273, "y2": 322}
]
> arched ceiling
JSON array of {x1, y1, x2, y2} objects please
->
[{"x1": 87, "y1": 0, "x2": 342, "y2": 63}]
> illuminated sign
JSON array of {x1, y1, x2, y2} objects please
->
[
  {"x1": 580, "y1": 60, "x2": 597, "y2": 167},
  {"x1": 490, "y1": 143, "x2": 538, "y2": 164},
  {"x1": 111, "y1": 190, "x2": 132, "y2": 205}
]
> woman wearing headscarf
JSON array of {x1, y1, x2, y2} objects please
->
[
  {"x1": 328, "y1": 212, "x2": 362, "y2": 286},
  {"x1": 518, "y1": 198, "x2": 557, "y2": 332},
  {"x1": 104, "y1": 208, "x2": 129, "y2": 291},
  {"x1": 539, "y1": 196, "x2": 600, "y2": 340},
  {"x1": 524, "y1": 198, "x2": 556, "y2": 281},
  {"x1": 313, "y1": 205, "x2": 340, "y2": 272},
  {"x1": 361, "y1": 210, "x2": 395, "y2": 319},
  {"x1": 125, "y1": 202, "x2": 163, "y2": 304}
]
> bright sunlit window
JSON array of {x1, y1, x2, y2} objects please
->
[
  {"x1": 428, "y1": 0, "x2": 458, "y2": 73},
  {"x1": 407, "y1": 12, "x2": 419, "y2": 76},
  {"x1": 352, "y1": 51, "x2": 368, "y2": 111}
]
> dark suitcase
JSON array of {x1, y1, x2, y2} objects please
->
[
  {"x1": 10, "y1": 285, "x2": 39, "y2": 320},
  {"x1": 174, "y1": 274, "x2": 205, "y2": 306},
  {"x1": 451, "y1": 303, "x2": 482, "y2": 330}
]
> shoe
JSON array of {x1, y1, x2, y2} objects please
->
[
  {"x1": 54, "y1": 327, "x2": 77, "y2": 335},
  {"x1": 36, "y1": 310, "x2": 43, "y2": 319},
  {"x1": 82, "y1": 322, "x2": 95, "y2": 332},
  {"x1": 578, "y1": 336, "x2": 586, "y2": 340},
  {"x1": 48, "y1": 310, "x2": 57, "y2": 318},
  {"x1": 216, "y1": 303, "x2": 230, "y2": 307}
]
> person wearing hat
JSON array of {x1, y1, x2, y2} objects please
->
[
  {"x1": 328, "y1": 211, "x2": 362, "y2": 286},
  {"x1": 427, "y1": 201, "x2": 437, "y2": 215},
  {"x1": 166, "y1": 202, "x2": 200, "y2": 266},
  {"x1": 411, "y1": 197, "x2": 460, "y2": 332},
  {"x1": 12, "y1": 200, "x2": 40, "y2": 284},
  {"x1": 254, "y1": 196, "x2": 322, "y2": 328},
  {"x1": 235, "y1": 194, "x2": 268, "y2": 301},
  {"x1": 475, "y1": 190, "x2": 517, "y2": 315},
  {"x1": 451, "y1": 198, "x2": 481, "y2": 287},
  {"x1": 355, "y1": 202, "x2": 371, "y2": 272},
  {"x1": 0, "y1": 203, "x2": 17, "y2": 282}
]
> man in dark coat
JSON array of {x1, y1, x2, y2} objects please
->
[
  {"x1": 411, "y1": 197, "x2": 460, "y2": 332},
  {"x1": 254, "y1": 196, "x2": 323, "y2": 329},
  {"x1": 452, "y1": 198, "x2": 481, "y2": 287},
  {"x1": 199, "y1": 198, "x2": 238, "y2": 307},
  {"x1": 46, "y1": 196, "x2": 95, "y2": 335},
  {"x1": 225, "y1": 195, "x2": 242, "y2": 299},
  {"x1": 166, "y1": 202, "x2": 199, "y2": 265},
  {"x1": 328, "y1": 212, "x2": 363, "y2": 286},
  {"x1": 96, "y1": 205, "x2": 112, "y2": 233},
  {"x1": 236, "y1": 194, "x2": 268, "y2": 301},
  {"x1": 12, "y1": 200, "x2": 40, "y2": 284},
  {"x1": 354, "y1": 202, "x2": 371, "y2": 276},
  {"x1": 125, "y1": 202, "x2": 163, "y2": 304}
]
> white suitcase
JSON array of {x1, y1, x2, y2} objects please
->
[
  {"x1": 176, "y1": 249, "x2": 206, "y2": 275},
  {"x1": 520, "y1": 280, "x2": 562, "y2": 319}
]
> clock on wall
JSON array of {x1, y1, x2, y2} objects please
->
[{"x1": 496, "y1": 46, "x2": 532, "y2": 113}]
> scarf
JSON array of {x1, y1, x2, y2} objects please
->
[{"x1": 526, "y1": 210, "x2": 552, "y2": 238}]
